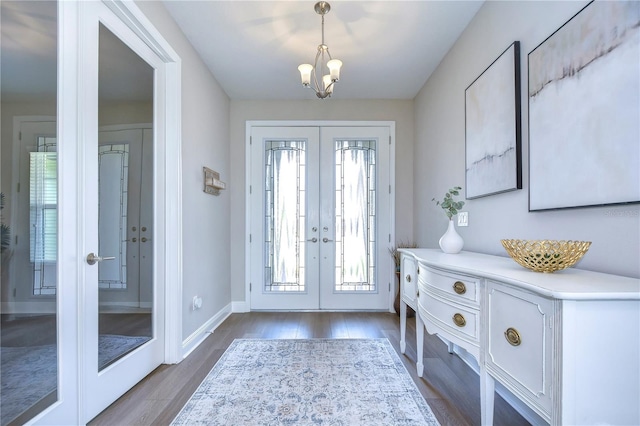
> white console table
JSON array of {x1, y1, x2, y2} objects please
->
[{"x1": 398, "y1": 249, "x2": 640, "y2": 426}]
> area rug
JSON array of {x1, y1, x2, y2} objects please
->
[
  {"x1": 1, "y1": 334, "x2": 150, "y2": 425},
  {"x1": 171, "y1": 338, "x2": 440, "y2": 425}
]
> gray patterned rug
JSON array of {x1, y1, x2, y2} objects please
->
[
  {"x1": 171, "y1": 338, "x2": 440, "y2": 425},
  {"x1": 1, "y1": 334, "x2": 150, "y2": 425}
]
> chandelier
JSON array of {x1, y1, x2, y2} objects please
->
[{"x1": 297, "y1": 1, "x2": 342, "y2": 99}]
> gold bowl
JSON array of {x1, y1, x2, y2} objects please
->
[{"x1": 500, "y1": 240, "x2": 591, "y2": 273}]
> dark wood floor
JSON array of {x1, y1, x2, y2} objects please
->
[{"x1": 89, "y1": 312, "x2": 530, "y2": 426}]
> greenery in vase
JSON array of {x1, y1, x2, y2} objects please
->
[{"x1": 432, "y1": 186, "x2": 465, "y2": 220}]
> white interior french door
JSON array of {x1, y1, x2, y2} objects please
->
[
  {"x1": 249, "y1": 124, "x2": 393, "y2": 311},
  {"x1": 80, "y1": 4, "x2": 165, "y2": 422}
]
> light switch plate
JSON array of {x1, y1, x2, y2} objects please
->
[{"x1": 458, "y1": 211, "x2": 468, "y2": 227}]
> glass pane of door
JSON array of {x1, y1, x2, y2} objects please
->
[
  {"x1": 0, "y1": 1, "x2": 59, "y2": 424},
  {"x1": 264, "y1": 140, "x2": 306, "y2": 293},
  {"x1": 334, "y1": 139, "x2": 376, "y2": 292},
  {"x1": 97, "y1": 23, "x2": 153, "y2": 371}
]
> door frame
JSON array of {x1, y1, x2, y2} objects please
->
[
  {"x1": 245, "y1": 120, "x2": 396, "y2": 312},
  {"x1": 31, "y1": 1, "x2": 182, "y2": 424}
]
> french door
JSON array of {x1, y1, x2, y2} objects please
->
[
  {"x1": 80, "y1": 5, "x2": 165, "y2": 422},
  {"x1": 249, "y1": 125, "x2": 393, "y2": 310}
]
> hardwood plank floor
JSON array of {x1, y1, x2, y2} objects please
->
[{"x1": 88, "y1": 312, "x2": 531, "y2": 425}]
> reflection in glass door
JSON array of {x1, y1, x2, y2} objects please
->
[
  {"x1": 0, "y1": 1, "x2": 59, "y2": 424},
  {"x1": 97, "y1": 126, "x2": 153, "y2": 370}
]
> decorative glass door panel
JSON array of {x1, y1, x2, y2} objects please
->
[
  {"x1": 334, "y1": 140, "x2": 376, "y2": 292},
  {"x1": 250, "y1": 125, "x2": 392, "y2": 311},
  {"x1": 264, "y1": 140, "x2": 306, "y2": 293}
]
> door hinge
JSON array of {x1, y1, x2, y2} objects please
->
[
  {"x1": 389, "y1": 185, "x2": 391, "y2": 194},
  {"x1": 18, "y1": 131, "x2": 22, "y2": 141},
  {"x1": 249, "y1": 234, "x2": 252, "y2": 243},
  {"x1": 250, "y1": 136, "x2": 252, "y2": 145},
  {"x1": 389, "y1": 234, "x2": 391, "y2": 243},
  {"x1": 389, "y1": 135, "x2": 391, "y2": 145},
  {"x1": 250, "y1": 282, "x2": 252, "y2": 292},
  {"x1": 15, "y1": 235, "x2": 18, "y2": 245},
  {"x1": 249, "y1": 185, "x2": 252, "y2": 194},
  {"x1": 17, "y1": 183, "x2": 20, "y2": 193},
  {"x1": 389, "y1": 282, "x2": 391, "y2": 291}
]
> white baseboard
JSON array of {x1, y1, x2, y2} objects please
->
[
  {"x1": 181, "y1": 303, "x2": 232, "y2": 359},
  {"x1": 231, "y1": 300, "x2": 250, "y2": 313},
  {"x1": 437, "y1": 336, "x2": 546, "y2": 426}
]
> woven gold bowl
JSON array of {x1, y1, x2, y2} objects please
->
[{"x1": 500, "y1": 240, "x2": 591, "y2": 273}]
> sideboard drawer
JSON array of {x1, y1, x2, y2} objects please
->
[
  {"x1": 486, "y1": 281, "x2": 553, "y2": 417},
  {"x1": 419, "y1": 291, "x2": 479, "y2": 342},
  {"x1": 420, "y1": 265, "x2": 479, "y2": 304}
]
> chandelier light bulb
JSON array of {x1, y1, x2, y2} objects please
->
[
  {"x1": 323, "y1": 75, "x2": 333, "y2": 93},
  {"x1": 298, "y1": 64, "x2": 313, "y2": 86},
  {"x1": 327, "y1": 59, "x2": 342, "y2": 81}
]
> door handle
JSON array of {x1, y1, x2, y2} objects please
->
[
  {"x1": 86, "y1": 253, "x2": 116, "y2": 265},
  {"x1": 322, "y1": 237, "x2": 334, "y2": 243},
  {"x1": 141, "y1": 237, "x2": 150, "y2": 243},
  {"x1": 307, "y1": 237, "x2": 318, "y2": 243},
  {"x1": 125, "y1": 237, "x2": 137, "y2": 242}
]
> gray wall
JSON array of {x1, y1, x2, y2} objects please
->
[
  {"x1": 136, "y1": 1, "x2": 232, "y2": 340},
  {"x1": 229, "y1": 99, "x2": 415, "y2": 303},
  {"x1": 414, "y1": 0, "x2": 639, "y2": 278}
]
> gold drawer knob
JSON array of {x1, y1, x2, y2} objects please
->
[
  {"x1": 504, "y1": 327, "x2": 522, "y2": 346},
  {"x1": 452, "y1": 313, "x2": 466, "y2": 327},
  {"x1": 453, "y1": 281, "x2": 466, "y2": 295},
  {"x1": 406, "y1": 274, "x2": 412, "y2": 283}
]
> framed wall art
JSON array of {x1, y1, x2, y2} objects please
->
[
  {"x1": 465, "y1": 41, "x2": 522, "y2": 199},
  {"x1": 528, "y1": 1, "x2": 640, "y2": 211}
]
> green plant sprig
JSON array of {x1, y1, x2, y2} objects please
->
[{"x1": 432, "y1": 186, "x2": 465, "y2": 220}]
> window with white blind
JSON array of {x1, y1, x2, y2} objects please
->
[{"x1": 29, "y1": 136, "x2": 57, "y2": 295}]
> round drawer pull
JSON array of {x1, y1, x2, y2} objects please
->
[
  {"x1": 406, "y1": 274, "x2": 412, "y2": 283},
  {"x1": 453, "y1": 281, "x2": 466, "y2": 295},
  {"x1": 504, "y1": 328, "x2": 522, "y2": 346},
  {"x1": 452, "y1": 313, "x2": 466, "y2": 327}
]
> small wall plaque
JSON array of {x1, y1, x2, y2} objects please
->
[{"x1": 203, "y1": 167, "x2": 226, "y2": 196}]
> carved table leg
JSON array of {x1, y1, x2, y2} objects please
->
[
  {"x1": 400, "y1": 299, "x2": 407, "y2": 353},
  {"x1": 480, "y1": 366, "x2": 495, "y2": 426},
  {"x1": 416, "y1": 310, "x2": 424, "y2": 377}
]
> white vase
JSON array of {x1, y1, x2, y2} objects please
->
[{"x1": 439, "y1": 219, "x2": 464, "y2": 254}]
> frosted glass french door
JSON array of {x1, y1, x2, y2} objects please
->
[{"x1": 249, "y1": 126, "x2": 392, "y2": 310}]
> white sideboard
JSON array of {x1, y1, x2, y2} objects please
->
[{"x1": 398, "y1": 249, "x2": 640, "y2": 426}]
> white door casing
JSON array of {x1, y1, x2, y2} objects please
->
[{"x1": 248, "y1": 122, "x2": 395, "y2": 311}]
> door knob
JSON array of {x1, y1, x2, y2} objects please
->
[
  {"x1": 307, "y1": 237, "x2": 318, "y2": 243},
  {"x1": 322, "y1": 237, "x2": 334, "y2": 243},
  {"x1": 141, "y1": 237, "x2": 150, "y2": 243},
  {"x1": 86, "y1": 253, "x2": 115, "y2": 265}
]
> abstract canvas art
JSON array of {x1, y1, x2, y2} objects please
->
[
  {"x1": 465, "y1": 41, "x2": 522, "y2": 199},
  {"x1": 528, "y1": 1, "x2": 640, "y2": 211}
]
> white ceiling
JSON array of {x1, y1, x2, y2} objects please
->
[
  {"x1": 162, "y1": 1, "x2": 484, "y2": 100},
  {"x1": 1, "y1": 1, "x2": 484, "y2": 102}
]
